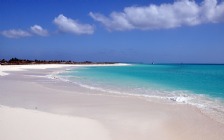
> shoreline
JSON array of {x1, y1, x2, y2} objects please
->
[
  {"x1": 0, "y1": 63, "x2": 130, "y2": 76},
  {"x1": 52, "y1": 64, "x2": 224, "y2": 125},
  {"x1": 0, "y1": 64, "x2": 224, "y2": 140}
]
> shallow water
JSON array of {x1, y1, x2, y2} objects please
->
[{"x1": 56, "y1": 64, "x2": 224, "y2": 123}]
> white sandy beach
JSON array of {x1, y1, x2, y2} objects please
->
[
  {"x1": 0, "y1": 64, "x2": 224, "y2": 140},
  {"x1": 0, "y1": 105, "x2": 110, "y2": 140}
]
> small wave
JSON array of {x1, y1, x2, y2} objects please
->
[
  {"x1": 50, "y1": 72, "x2": 224, "y2": 124},
  {"x1": 167, "y1": 96, "x2": 192, "y2": 103}
]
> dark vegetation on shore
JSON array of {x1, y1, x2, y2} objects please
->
[{"x1": 0, "y1": 58, "x2": 116, "y2": 65}]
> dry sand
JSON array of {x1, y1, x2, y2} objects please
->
[
  {"x1": 0, "y1": 64, "x2": 224, "y2": 140},
  {"x1": 0, "y1": 105, "x2": 111, "y2": 140}
]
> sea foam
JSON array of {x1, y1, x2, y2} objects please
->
[{"x1": 49, "y1": 64, "x2": 224, "y2": 124}]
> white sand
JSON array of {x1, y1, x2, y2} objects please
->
[
  {"x1": 0, "y1": 64, "x2": 73, "y2": 76},
  {"x1": 0, "y1": 105, "x2": 111, "y2": 140},
  {"x1": 0, "y1": 63, "x2": 129, "y2": 76}
]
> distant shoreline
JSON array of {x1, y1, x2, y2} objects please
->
[
  {"x1": 1, "y1": 58, "x2": 223, "y2": 65},
  {"x1": 0, "y1": 58, "x2": 117, "y2": 65},
  {"x1": 0, "y1": 63, "x2": 130, "y2": 76}
]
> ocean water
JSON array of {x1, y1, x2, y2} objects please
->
[{"x1": 57, "y1": 64, "x2": 224, "y2": 123}]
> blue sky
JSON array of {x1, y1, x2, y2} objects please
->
[{"x1": 0, "y1": 0, "x2": 224, "y2": 63}]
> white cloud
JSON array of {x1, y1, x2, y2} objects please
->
[
  {"x1": 89, "y1": 0, "x2": 224, "y2": 31},
  {"x1": 30, "y1": 25, "x2": 49, "y2": 36},
  {"x1": 53, "y1": 14, "x2": 94, "y2": 35},
  {"x1": 1, "y1": 29, "x2": 31, "y2": 38}
]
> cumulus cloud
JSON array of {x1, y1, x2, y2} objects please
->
[
  {"x1": 30, "y1": 25, "x2": 49, "y2": 36},
  {"x1": 1, "y1": 29, "x2": 31, "y2": 38},
  {"x1": 89, "y1": 0, "x2": 224, "y2": 31},
  {"x1": 53, "y1": 14, "x2": 94, "y2": 35}
]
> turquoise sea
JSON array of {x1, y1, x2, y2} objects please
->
[{"x1": 57, "y1": 64, "x2": 224, "y2": 122}]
